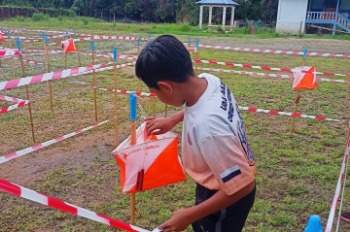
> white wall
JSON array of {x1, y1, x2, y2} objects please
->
[{"x1": 276, "y1": 0, "x2": 309, "y2": 34}]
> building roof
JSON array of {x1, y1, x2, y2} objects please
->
[{"x1": 196, "y1": 0, "x2": 239, "y2": 6}]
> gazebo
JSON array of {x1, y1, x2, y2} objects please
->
[{"x1": 196, "y1": 0, "x2": 239, "y2": 31}]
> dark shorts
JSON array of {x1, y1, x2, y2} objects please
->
[{"x1": 191, "y1": 182, "x2": 256, "y2": 232}]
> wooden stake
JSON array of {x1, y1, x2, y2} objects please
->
[
  {"x1": 77, "y1": 44, "x2": 81, "y2": 67},
  {"x1": 290, "y1": 92, "x2": 300, "y2": 136},
  {"x1": 25, "y1": 86, "x2": 36, "y2": 144},
  {"x1": 113, "y1": 63, "x2": 118, "y2": 147},
  {"x1": 93, "y1": 52, "x2": 98, "y2": 121},
  {"x1": 11, "y1": 56, "x2": 15, "y2": 78},
  {"x1": 45, "y1": 45, "x2": 54, "y2": 113},
  {"x1": 346, "y1": 74, "x2": 350, "y2": 113},
  {"x1": 130, "y1": 120, "x2": 137, "y2": 224}
]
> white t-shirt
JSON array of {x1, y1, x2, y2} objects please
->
[{"x1": 182, "y1": 73, "x2": 255, "y2": 196}]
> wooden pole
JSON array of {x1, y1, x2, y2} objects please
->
[
  {"x1": 19, "y1": 54, "x2": 36, "y2": 144},
  {"x1": 129, "y1": 93, "x2": 137, "y2": 225},
  {"x1": 113, "y1": 62, "x2": 118, "y2": 147},
  {"x1": 64, "y1": 53, "x2": 67, "y2": 69},
  {"x1": 77, "y1": 43, "x2": 81, "y2": 67},
  {"x1": 130, "y1": 121, "x2": 136, "y2": 225},
  {"x1": 45, "y1": 44, "x2": 54, "y2": 113},
  {"x1": 11, "y1": 56, "x2": 15, "y2": 78},
  {"x1": 346, "y1": 74, "x2": 350, "y2": 113},
  {"x1": 93, "y1": 51, "x2": 98, "y2": 122},
  {"x1": 290, "y1": 92, "x2": 300, "y2": 136}
]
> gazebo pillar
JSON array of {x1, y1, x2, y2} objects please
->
[
  {"x1": 230, "y1": 7, "x2": 235, "y2": 31},
  {"x1": 222, "y1": 6, "x2": 227, "y2": 30},
  {"x1": 199, "y1": 5, "x2": 204, "y2": 29},
  {"x1": 208, "y1": 6, "x2": 213, "y2": 27}
]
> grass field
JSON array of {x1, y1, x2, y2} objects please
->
[{"x1": 1, "y1": 18, "x2": 350, "y2": 232}]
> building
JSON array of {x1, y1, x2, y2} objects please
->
[{"x1": 276, "y1": 0, "x2": 350, "y2": 34}]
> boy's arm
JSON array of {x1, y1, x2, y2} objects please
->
[
  {"x1": 145, "y1": 109, "x2": 184, "y2": 135},
  {"x1": 158, "y1": 180, "x2": 255, "y2": 232}
]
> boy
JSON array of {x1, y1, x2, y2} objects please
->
[{"x1": 136, "y1": 35, "x2": 256, "y2": 232}]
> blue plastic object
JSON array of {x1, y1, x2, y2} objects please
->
[
  {"x1": 195, "y1": 38, "x2": 199, "y2": 49},
  {"x1": 113, "y1": 47, "x2": 117, "y2": 62},
  {"x1": 7, "y1": 29, "x2": 10, "y2": 38},
  {"x1": 66, "y1": 29, "x2": 69, "y2": 37},
  {"x1": 137, "y1": 36, "x2": 141, "y2": 46},
  {"x1": 74, "y1": 27, "x2": 77, "y2": 34},
  {"x1": 45, "y1": 36, "x2": 49, "y2": 44},
  {"x1": 304, "y1": 215, "x2": 323, "y2": 232},
  {"x1": 42, "y1": 31, "x2": 45, "y2": 39},
  {"x1": 90, "y1": 41, "x2": 95, "y2": 52},
  {"x1": 129, "y1": 93, "x2": 137, "y2": 121},
  {"x1": 303, "y1": 48, "x2": 308, "y2": 60},
  {"x1": 16, "y1": 38, "x2": 21, "y2": 51}
]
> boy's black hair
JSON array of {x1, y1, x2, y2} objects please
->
[{"x1": 135, "y1": 35, "x2": 194, "y2": 89}]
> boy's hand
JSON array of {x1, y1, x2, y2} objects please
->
[
  {"x1": 158, "y1": 208, "x2": 193, "y2": 232},
  {"x1": 144, "y1": 117, "x2": 176, "y2": 135}
]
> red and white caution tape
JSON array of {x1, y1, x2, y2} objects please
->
[
  {"x1": 199, "y1": 44, "x2": 350, "y2": 59},
  {"x1": 78, "y1": 34, "x2": 146, "y2": 41},
  {"x1": 22, "y1": 49, "x2": 63, "y2": 55},
  {"x1": 20, "y1": 58, "x2": 43, "y2": 66},
  {"x1": 239, "y1": 106, "x2": 342, "y2": 122},
  {"x1": 0, "y1": 178, "x2": 150, "y2": 232},
  {"x1": 76, "y1": 62, "x2": 135, "y2": 76},
  {"x1": 196, "y1": 67, "x2": 349, "y2": 84},
  {"x1": 0, "y1": 62, "x2": 114, "y2": 91},
  {"x1": 0, "y1": 49, "x2": 20, "y2": 57},
  {"x1": 0, "y1": 120, "x2": 110, "y2": 164},
  {"x1": 79, "y1": 52, "x2": 137, "y2": 61},
  {"x1": 99, "y1": 88, "x2": 156, "y2": 97},
  {"x1": 193, "y1": 59, "x2": 349, "y2": 77},
  {"x1": 0, "y1": 100, "x2": 29, "y2": 114},
  {"x1": 325, "y1": 133, "x2": 350, "y2": 232},
  {"x1": 0, "y1": 95, "x2": 25, "y2": 103}
]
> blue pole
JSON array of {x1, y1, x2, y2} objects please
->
[
  {"x1": 7, "y1": 29, "x2": 10, "y2": 38},
  {"x1": 66, "y1": 29, "x2": 69, "y2": 37},
  {"x1": 90, "y1": 41, "x2": 95, "y2": 52},
  {"x1": 196, "y1": 38, "x2": 199, "y2": 50},
  {"x1": 113, "y1": 47, "x2": 117, "y2": 62},
  {"x1": 303, "y1": 48, "x2": 308, "y2": 59},
  {"x1": 42, "y1": 31, "x2": 45, "y2": 40},
  {"x1": 45, "y1": 36, "x2": 49, "y2": 45},
  {"x1": 130, "y1": 93, "x2": 137, "y2": 121},
  {"x1": 16, "y1": 38, "x2": 21, "y2": 52},
  {"x1": 74, "y1": 27, "x2": 77, "y2": 34},
  {"x1": 137, "y1": 36, "x2": 141, "y2": 46},
  {"x1": 188, "y1": 37, "x2": 191, "y2": 46}
]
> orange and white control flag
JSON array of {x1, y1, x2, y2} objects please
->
[
  {"x1": 61, "y1": 38, "x2": 77, "y2": 54},
  {"x1": 292, "y1": 66, "x2": 318, "y2": 90},
  {"x1": 113, "y1": 123, "x2": 186, "y2": 194}
]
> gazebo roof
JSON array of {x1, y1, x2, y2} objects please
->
[{"x1": 196, "y1": 0, "x2": 239, "y2": 6}]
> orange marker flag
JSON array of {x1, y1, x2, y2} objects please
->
[
  {"x1": 113, "y1": 122, "x2": 186, "y2": 194},
  {"x1": 61, "y1": 38, "x2": 77, "y2": 54},
  {"x1": 292, "y1": 66, "x2": 318, "y2": 90}
]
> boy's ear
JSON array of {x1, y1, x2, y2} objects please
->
[{"x1": 157, "y1": 81, "x2": 173, "y2": 94}]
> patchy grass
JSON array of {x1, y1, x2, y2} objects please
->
[{"x1": 1, "y1": 23, "x2": 350, "y2": 232}]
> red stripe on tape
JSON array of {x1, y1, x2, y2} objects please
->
[
  {"x1": 47, "y1": 196, "x2": 78, "y2": 215},
  {"x1": 0, "y1": 180, "x2": 21, "y2": 196}
]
